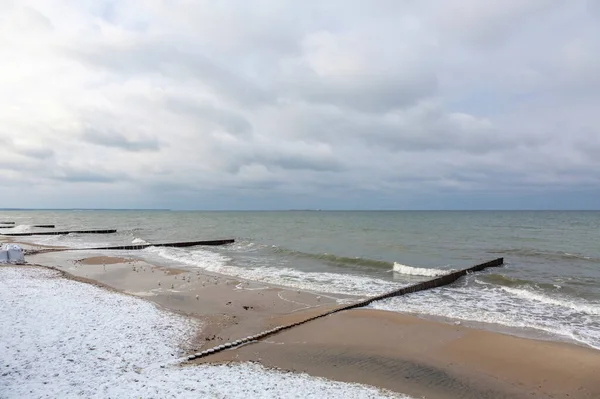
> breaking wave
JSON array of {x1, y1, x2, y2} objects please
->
[
  {"x1": 143, "y1": 246, "x2": 402, "y2": 297},
  {"x1": 371, "y1": 284, "x2": 600, "y2": 350},
  {"x1": 392, "y1": 263, "x2": 452, "y2": 277}
]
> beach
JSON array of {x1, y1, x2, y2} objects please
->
[
  {"x1": 2, "y1": 210, "x2": 600, "y2": 398},
  {"x1": 3, "y1": 248, "x2": 597, "y2": 398},
  {"x1": 0, "y1": 264, "x2": 403, "y2": 398}
]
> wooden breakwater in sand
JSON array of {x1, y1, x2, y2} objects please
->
[
  {"x1": 1, "y1": 229, "x2": 117, "y2": 236},
  {"x1": 32, "y1": 225, "x2": 55, "y2": 228},
  {"x1": 185, "y1": 257, "x2": 504, "y2": 361},
  {"x1": 78, "y1": 239, "x2": 235, "y2": 250}
]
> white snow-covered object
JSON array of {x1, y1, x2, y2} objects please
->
[{"x1": 1, "y1": 244, "x2": 25, "y2": 264}]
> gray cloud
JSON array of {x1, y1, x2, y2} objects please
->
[
  {"x1": 290, "y1": 74, "x2": 437, "y2": 112},
  {"x1": 3, "y1": 139, "x2": 55, "y2": 159},
  {"x1": 68, "y1": 41, "x2": 273, "y2": 107},
  {"x1": 0, "y1": 0, "x2": 598, "y2": 209},
  {"x1": 53, "y1": 173, "x2": 118, "y2": 183},
  {"x1": 163, "y1": 97, "x2": 253, "y2": 136},
  {"x1": 430, "y1": 0, "x2": 567, "y2": 47},
  {"x1": 81, "y1": 129, "x2": 160, "y2": 152},
  {"x1": 50, "y1": 166, "x2": 128, "y2": 184}
]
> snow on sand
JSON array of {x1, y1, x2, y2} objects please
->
[{"x1": 0, "y1": 267, "x2": 407, "y2": 398}]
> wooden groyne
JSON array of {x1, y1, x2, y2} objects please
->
[
  {"x1": 336, "y1": 257, "x2": 503, "y2": 310},
  {"x1": 185, "y1": 257, "x2": 504, "y2": 361},
  {"x1": 76, "y1": 239, "x2": 235, "y2": 250},
  {"x1": 1, "y1": 229, "x2": 117, "y2": 237},
  {"x1": 24, "y1": 239, "x2": 236, "y2": 254},
  {"x1": 0, "y1": 223, "x2": 54, "y2": 228}
]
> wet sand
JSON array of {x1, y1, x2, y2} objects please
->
[
  {"x1": 205, "y1": 309, "x2": 600, "y2": 399},
  {"x1": 26, "y1": 252, "x2": 600, "y2": 399},
  {"x1": 76, "y1": 255, "x2": 135, "y2": 265}
]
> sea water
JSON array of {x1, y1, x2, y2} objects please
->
[{"x1": 2, "y1": 210, "x2": 599, "y2": 349}]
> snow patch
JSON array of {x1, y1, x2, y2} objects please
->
[{"x1": 0, "y1": 266, "x2": 408, "y2": 398}]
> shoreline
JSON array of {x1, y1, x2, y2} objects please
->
[
  {"x1": 28, "y1": 245, "x2": 597, "y2": 351},
  {"x1": 19, "y1": 249, "x2": 600, "y2": 398}
]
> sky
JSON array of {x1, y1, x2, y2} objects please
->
[{"x1": 1, "y1": 0, "x2": 599, "y2": 210}]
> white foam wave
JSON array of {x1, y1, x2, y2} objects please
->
[
  {"x1": 132, "y1": 237, "x2": 150, "y2": 245},
  {"x1": 564, "y1": 252, "x2": 593, "y2": 260},
  {"x1": 371, "y1": 283, "x2": 600, "y2": 350},
  {"x1": 500, "y1": 286, "x2": 600, "y2": 316},
  {"x1": 6, "y1": 224, "x2": 33, "y2": 233},
  {"x1": 228, "y1": 241, "x2": 266, "y2": 252},
  {"x1": 144, "y1": 247, "x2": 402, "y2": 297},
  {"x1": 144, "y1": 246, "x2": 229, "y2": 272},
  {"x1": 392, "y1": 262, "x2": 450, "y2": 277}
]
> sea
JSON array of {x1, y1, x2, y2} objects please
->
[{"x1": 1, "y1": 210, "x2": 599, "y2": 350}]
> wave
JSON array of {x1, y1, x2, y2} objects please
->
[
  {"x1": 371, "y1": 284, "x2": 600, "y2": 349},
  {"x1": 488, "y1": 248, "x2": 600, "y2": 263},
  {"x1": 237, "y1": 243, "x2": 451, "y2": 277},
  {"x1": 142, "y1": 246, "x2": 401, "y2": 297},
  {"x1": 3, "y1": 224, "x2": 33, "y2": 233},
  {"x1": 226, "y1": 240, "x2": 267, "y2": 253},
  {"x1": 269, "y1": 246, "x2": 393, "y2": 269},
  {"x1": 500, "y1": 286, "x2": 600, "y2": 316},
  {"x1": 132, "y1": 238, "x2": 150, "y2": 245},
  {"x1": 481, "y1": 274, "x2": 562, "y2": 291},
  {"x1": 392, "y1": 263, "x2": 451, "y2": 277}
]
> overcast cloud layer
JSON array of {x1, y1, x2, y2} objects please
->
[{"x1": 1, "y1": 0, "x2": 599, "y2": 209}]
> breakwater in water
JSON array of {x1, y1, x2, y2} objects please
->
[{"x1": 186, "y1": 258, "x2": 504, "y2": 361}]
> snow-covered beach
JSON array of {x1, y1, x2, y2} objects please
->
[{"x1": 0, "y1": 266, "x2": 403, "y2": 398}]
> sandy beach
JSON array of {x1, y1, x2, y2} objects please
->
[
  {"x1": 1, "y1": 265, "x2": 402, "y2": 398},
  {"x1": 8, "y1": 249, "x2": 597, "y2": 399}
]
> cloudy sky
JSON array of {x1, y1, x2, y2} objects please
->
[{"x1": 1, "y1": 1, "x2": 599, "y2": 210}]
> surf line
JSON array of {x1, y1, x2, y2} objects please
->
[{"x1": 184, "y1": 257, "x2": 504, "y2": 362}]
